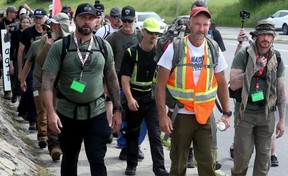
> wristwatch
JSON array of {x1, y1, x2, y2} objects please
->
[
  {"x1": 222, "y1": 111, "x2": 232, "y2": 117},
  {"x1": 113, "y1": 105, "x2": 123, "y2": 114}
]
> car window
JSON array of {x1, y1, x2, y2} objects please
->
[
  {"x1": 273, "y1": 11, "x2": 280, "y2": 18},
  {"x1": 280, "y1": 12, "x2": 288, "y2": 17}
]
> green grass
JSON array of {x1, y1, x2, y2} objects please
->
[{"x1": 2, "y1": 0, "x2": 288, "y2": 27}]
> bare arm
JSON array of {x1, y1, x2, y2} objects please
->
[
  {"x1": 42, "y1": 71, "x2": 62, "y2": 133},
  {"x1": 229, "y1": 68, "x2": 245, "y2": 90},
  {"x1": 17, "y1": 42, "x2": 25, "y2": 81},
  {"x1": 155, "y1": 66, "x2": 173, "y2": 134},
  {"x1": 104, "y1": 67, "x2": 122, "y2": 133},
  {"x1": 215, "y1": 70, "x2": 230, "y2": 130},
  {"x1": 121, "y1": 75, "x2": 138, "y2": 111},
  {"x1": 20, "y1": 60, "x2": 33, "y2": 92},
  {"x1": 276, "y1": 76, "x2": 286, "y2": 138}
]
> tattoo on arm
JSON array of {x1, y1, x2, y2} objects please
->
[
  {"x1": 105, "y1": 68, "x2": 121, "y2": 106},
  {"x1": 42, "y1": 71, "x2": 57, "y2": 91},
  {"x1": 277, "y1": 77, "x2": 286, "y2": 120}
]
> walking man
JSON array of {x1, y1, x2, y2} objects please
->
[
  {"x1": 155, "y1": 7, "x2": 230, "y2": 176},
  {"x1": 42, "y1": 3, "x2": 122, "y2": 176},
  {"x1": 230, "y1": 19, "x2": 285, "y2": 175},
  {"x1": 120, "y1": 18, "x2": 168, "y2": 176}
]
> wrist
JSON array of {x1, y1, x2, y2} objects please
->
[
  {"x1": 113, "y1": 105, "x2": 123, "y2": 114},
  {"x1": 222, "y1": 111, "x2": 232, "y2": 117},
  {"x1": 238, "y1": 41, "x2": 243, "y2": 44}
]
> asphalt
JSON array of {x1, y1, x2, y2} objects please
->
[{"x1": 7, "y1": 28, "x2": 288, "y2": 176}]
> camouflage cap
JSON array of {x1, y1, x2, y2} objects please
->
[{"x1": 255, "y1": 19, "x2": 276, "y2": 36}]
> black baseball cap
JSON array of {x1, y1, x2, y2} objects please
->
[
  {"x1": 75, "y1": 3, "x2": 97, "y2": 17},
  {"x1": 34, "y1": 8, "x2": 47, "y2": 18},
  {"x1": 121, "y1": 6, "x2": 135, "y2": 21}
]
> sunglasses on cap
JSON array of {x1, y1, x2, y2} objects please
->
[
  {"x1": 112, "y1": 16, "x2": 121, "y2": 20},
  {"x1": 145, "y1": 29, "x2": 159, "y2": 35},
  {"x1": 122, "y1": 19, "x2": 133, "y2": 23}
]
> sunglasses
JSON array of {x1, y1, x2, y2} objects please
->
[
  {"x1": 122, "y1": 19, "x2": 133, "y2": 23},
  {"x1": 112, "y1": 16, "x2": 121, "y2": 20},
  {"x1": 145, "y1": 29, "x2": 159, "y2": 35}
]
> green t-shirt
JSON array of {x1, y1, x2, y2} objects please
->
[
  {"x1": 232, "y1": 48, "x2": 285, "y2": 113},
  {"x1": 43, "y1": 35, "x2": 115, "y2": 119}
]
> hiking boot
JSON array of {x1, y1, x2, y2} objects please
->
[
  {"x1": 138, "y1": 148, "x2": 144, "y2": 160},
  {"x1": 28, "y1": 122, "x2": 37, "y2": 131},
  {"x1": 38, "y1": 140, "x2": 47, "y2": 149},
  {"x1": 125, "y1": 166, "x2": 136, "y2": 175},
  {"x1": 11, "y1": 94, "x2": 17, "y2": 103},
  {"x1": 271, "y1": 155, "x2": 279, "y2": 167},
  {"x1": 51, "y1": 147, "x2": 62, "y2": 161},
  {"x1": 187, "y1": 148, "x2": 194, "y2": 168},
  {"x1": 107, "y1": 128, "x2": 113, "y2": 144},
  {"x1": 4, "y1": 91, "x2": 12, "y2": 100},
  {"x1": 119, "y1": 147, "x2": 127, "y2": 160},
  {"x1": 230, "y1": 146, "x2": 234, "y2": 159}
]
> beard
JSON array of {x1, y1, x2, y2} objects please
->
[{"x1": 76, "y1": 23, "x2": 92, "y2": 36}]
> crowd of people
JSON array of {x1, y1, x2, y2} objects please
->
[{"x1": 0, "y1": 0, "x2": 285, "y2": 176}]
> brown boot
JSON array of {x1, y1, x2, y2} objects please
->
[{"x1": 51, "y1": 147, "x2": 62, "y2": 161}]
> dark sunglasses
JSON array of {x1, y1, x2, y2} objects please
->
[
  {"x1": 145, "y1": 29, "x2": 159, "y2": 35},
  {"x1": 112, "y1": 16, "x2": 121, "y2": 20},
  {"x1": 122, "y1": 19, "x2": 133, "y2": 23},
  {"x1": 42, "y1": 26, "x2": 50, "y2": 31}
]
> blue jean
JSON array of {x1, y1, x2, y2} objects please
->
[
  {"x1": 117, "y1": 120, "x2": 147, "y2": 149},
  {"x1": 58, "y1": 112, "x2": 110, "y2": 176}
]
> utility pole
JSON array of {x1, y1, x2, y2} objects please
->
[{"x1": 176, "y1": 0, "x2": 179, "y2": 16}]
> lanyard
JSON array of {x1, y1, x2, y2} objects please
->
[{"x1": 73, "y1": 33, "x2": 93, "y2": 79}]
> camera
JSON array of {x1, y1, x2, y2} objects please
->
[
  {"x1": 8, "y1": 22, "x2": 19, "y2": 33},
  {"x1": 240, "y1": 10, "x2": 250, "y2": 19}
]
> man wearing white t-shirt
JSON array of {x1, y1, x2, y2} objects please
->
[
  {"x1": 96, "y1": 6, "x2": 122, "y2": 39},
  {"x1": 155, "y1": 7, "x2": 230, "y2": 176}
]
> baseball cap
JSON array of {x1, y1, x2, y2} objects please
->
[
  {"x1": 34, "y1": 8, "x2": 47, "y2": 18},
  {"x1": 49, "y1": 5, "x2": 53, "y2": 11},
  {"x1": 121, "y1": 6, "x2": 135, "y2": 21},
  {"x1": 255, "y1": 19, "x2": 276, "y2": 36},
  {"x1": 94, "y1": 3, "x2": 104, "y2": 13},
  {"x1": 110, "y1": 6, "x2": 121, "y2": 17},
  {"x1": 75, "y1": 3, "x2": 97, "y2": 17},
  {"x1": 190, "y1": 7, "x2": 211, "y2": 18},
  {"x1": 19, "y1": 8, "x2": 27, "y2": 15},
  {"x1": 143, "y1": 18, "x2": 162, "y2": 33},
  {"x1": 50, "y1": 13, "x2": 70, "y2": 37},
  {"x1": 41, "y1": 19, "x2": 51, "y2": 29},
  {"x1": 6, "y1": 6, "x2": 17, "y2": 13}
]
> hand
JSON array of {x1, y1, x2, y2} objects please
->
[
  {"x1": 276, "y1": 121, "x2": 285, "y2": 138},
  {"x1": 111, "y1": 111, "x2": 122, "y2": 133},
  {"x1": 159, "y1": 114, "x2": 173, "y2": 134},
  {"x1": 255, "y1": 56, "x2": 267, "y2": 72},
  {"x1": 47, "y1": 112, "x2": 62, "y2": 134},
  {"x1": 45, "y1": 35, "x2": 54, "y2": 45},
  {"x1": 127, "y1": 97, "x2": 139, "y2": 111},
  {"x1": 217, "y1": 115, "x2": 231, "y2": 131},
  {"x1": 9, "y1": 64, "x2": 14, "y2": 75},
  {"x1": 20, "y1": 80, "x2": 27, "y2": 92},
  {"x1": 237, "y1": 29, "x2": 248, "y2": 43}
]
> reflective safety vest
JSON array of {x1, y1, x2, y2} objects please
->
[
  {"x1": 166, "y1": 37, "x2": 218, "y2": 124},
  {"x1": 127, "y1": 47, "x2": 154, "y2": 92}
]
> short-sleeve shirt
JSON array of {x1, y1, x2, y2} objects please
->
[
  {"x1": 232, "y1": 47, "x2": 285, "y2": 113},
  {"x1": 43, "y1": 34, "x2": 115, "y2": 119},
  {"x1": 95, "y1": 24, "x2": 118, "y2": 39},
  {"x1": 21, "y1": 25, "x2": 42, "y2": 55},
  {"x1": 158, "y1": 37, "x2": 227, "y2": 114}
]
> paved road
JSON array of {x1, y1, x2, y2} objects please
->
[{"x1": 10, "y1": 28, "x2": 288, "y2": 176}]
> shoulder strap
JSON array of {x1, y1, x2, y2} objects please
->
[
  {"x1": 205, "y1": 36, "x2": 219, "y2": 66},
  {"x1": 94, "y1": 35, "x2": 108, "y2": 60},
  {"x1": 61, "y1": 34, "x2": 71, "y2": 62},
  {"x1": 170, "y1": 25, "x2": 186, "y2": 75}
]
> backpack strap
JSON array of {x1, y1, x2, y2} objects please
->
[{"x1": 205, "y1": 36, "x2": 219, "y2": 67}]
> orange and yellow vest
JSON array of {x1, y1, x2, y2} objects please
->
[{"x1": 166, "y1": 36, "x2": 218, "y2": 124}]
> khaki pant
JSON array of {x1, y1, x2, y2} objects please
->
[
  {"x1": 169, "y1": 113, "x2": 216, "y2": 176},
  {"x1": 231, "y1": 111, "x2": 275, "y2": 176}
]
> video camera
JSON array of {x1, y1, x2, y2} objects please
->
[
  {"x1": 7, "y1": 22, "x2": 19, "y2": 33},
  {"x1": 240, "y1": 10, "x2": 250, "y2": 28}
]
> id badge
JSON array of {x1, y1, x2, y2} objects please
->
[
  {"x1": 251, "y1": 91, "x2": 264, "y2": 102},
  {"x1": 70, "y1": 79, "x2": 86, "y2": 93}
]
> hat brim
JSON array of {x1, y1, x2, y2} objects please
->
[
  {"x1": 146, "y1": 28, "x2": 162, "y2": 33},
  {"x1": 50, "y1": 19, "x2": 60, "y2": 24},
  {"x1": 76, "y1": 12, "x2": 96, "y2": 18},
  {"x1": 35, "y1": 15, "x2": 46, "y2": 18},
  {"x1": 121, "y1": 16, "x2": 134, "y2": 21},
  {"x1": 256, "y1": 30, "x2": 275, "y2": 36}
]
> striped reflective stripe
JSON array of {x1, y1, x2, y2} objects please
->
[{"x1": 128, "y1": 48, "x2": 152, "y2": 92}]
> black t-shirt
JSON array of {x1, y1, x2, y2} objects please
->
[
  {"x1": 120, "y1": 44, "x2": 157, "y2": 98},
  {"x1": 10, "y1": 30, "x2": 23, "y2": 62},
  {"x1": 21, "y1": 25, "x2": 42, "y2": 55}
]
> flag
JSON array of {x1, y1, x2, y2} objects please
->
[{"x1": 52, "y1": 0, "x2": 62, "y2": 16}]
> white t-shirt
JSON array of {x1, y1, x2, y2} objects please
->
[
  {"x1": 158, "y1": 37, "x2": 227, "y2": 114},
  {"x1": 95, "y1": 24, "x2": 118, "y2": 39}
]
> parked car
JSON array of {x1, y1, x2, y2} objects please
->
[
  {"x1": 134, "y1": 12, "x2": 168, "y2": 33},
  {"x1": 267, "y1": 10, "x2": 288, "y2": 34}
]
